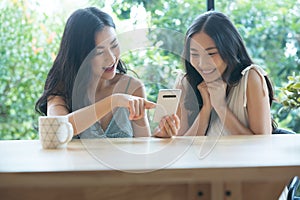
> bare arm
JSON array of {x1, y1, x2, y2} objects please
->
[
  {"x1": 176, "y1": 82, "x2": 188, "y2": 135},
  {"x1": 211, "y1": 69, "x2": 272, "y2": 135},
  {"x1": 47, "y1": 93, "x2": 155, "y2": 136},
  {"x1": 48, "y1": 95, "x2": 119, "y2": 135},
  {"x1": 246, "y1": 69, "x2": 272, "y2": 134},
  {"x1": 183, "y1": 106, "x2": 211, "y2": 136},
  {"x1": 177, "y1": 81, "x2": 212, "y2": 136}
]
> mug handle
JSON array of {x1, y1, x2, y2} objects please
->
[{"x1": 59, "y1": 122, "x2": 74, "y2": 144}]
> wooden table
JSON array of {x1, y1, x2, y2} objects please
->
[{"x1": 1, "y1": 135, "x2": 300, "y2": 200}]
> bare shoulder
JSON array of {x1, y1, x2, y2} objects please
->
[
  {"x1": 247, "y1": 68, "x2": 268, "y2": 96},
  {"x1": 177, "y1": 76, "x2": 188, "y2": 89},
  {"x1": 127, "y1": 74, "x2": 144, "y2": 86},
  {"x1": 48, "y1": 95, "x2": 66, "y2": 105},
  {"x1": 118, "y1": 74, "x2": 145, "y2": 97},
  {"x1": 119, "y1": 74, "x2": 144, "y2": 89},
  {"x1": 47, "y1": 95, "x2": 69, "y2": 115}
]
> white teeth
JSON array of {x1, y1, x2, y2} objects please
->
[
  {"x1": 202, "y1": 69, "x2": 215, "y2": 74},
  {"x1": 104, "y1": 66, "x2": 112, "y2": 71},
  {"x1": 102, "y1": 64, "x2": 114, "y2": 70}
]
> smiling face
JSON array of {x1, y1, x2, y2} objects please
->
[
  {"x1": 189, "y1": 31, "x2": 227, "y2": 82},
  {"x1": 91, "y1": 26, "x2": 120, "y2": 80}
]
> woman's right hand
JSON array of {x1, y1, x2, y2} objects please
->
[
  {"x1": 112, "y1": 93, "x2": 156, "y2": 120},
  {"x1": 153, "y1": 114, "x2": 180, "y2": 138},
  {"x1": 197, "y1": 82, "x2": 212, "y2": 111}
]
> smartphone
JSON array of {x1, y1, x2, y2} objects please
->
[{"x1": 153, "y1": 89, "x2": 181, "y2": 122}]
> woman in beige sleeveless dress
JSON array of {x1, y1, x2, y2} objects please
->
[{"x1": 175, "y1": 11, "x2": 276, "y2": 136}]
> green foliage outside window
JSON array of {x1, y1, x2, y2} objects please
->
[
  {"x1": 277, "y1": 74, "x2": 300, "y2": 131},
  {"x1": 0, "y1": 0, "x2": 63, "y2": 139},
  {"x1": 0, "y1": 0, "x2": 299, "y2": 140},
  {"x1": 281, "y1": 74, "x2": 300, "y2": 109}
]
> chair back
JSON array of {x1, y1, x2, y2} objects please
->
[
  {"x1": 272, "y1": 128, "x2": 296, "y2": 134},
  {"x1": 287, "y1": 176, "x2": 300, "y2": 200}
]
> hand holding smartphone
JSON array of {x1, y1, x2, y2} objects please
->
[{"x1": 153, "y1": 89, "x2": 181, "y2": 122}]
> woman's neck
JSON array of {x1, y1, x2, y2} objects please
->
[{"x1": 87, "y1": 77, "x2": 108, "y2": 102}]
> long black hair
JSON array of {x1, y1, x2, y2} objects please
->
[
  {"x1": 35, "y1": 7, "x2": 127, "y2": 115},
  {"x1": 182, "y1": 11, "x2": 275, "y2": 129}
]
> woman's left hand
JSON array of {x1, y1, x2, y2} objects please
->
[
  {"x1": 206, "y1": 79, "x2": 227, "y2": 111},
  {"x1": 153, "y1": 114, "x2": 180, "y2": 138}
]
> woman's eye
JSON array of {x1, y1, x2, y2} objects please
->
[
  {"x1": 111, "y1": 43, "x2": 119, "y2": 49},
  {"x1": 191, "y1": 53, "x2": 199, "y2": 57},
  {"x1": 95, "y1": 51, "x2": 103, "y2": 55},
  {"x1": 208, "y1": 52, "x2": 218, "y2": 56}
]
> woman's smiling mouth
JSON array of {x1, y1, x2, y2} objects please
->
[
  {"x1": 102, "y1": 61, "x2": 116, "y2": 72},
  {"x1": 200, "y1": 68, "x2": 216, "y2": 74}
]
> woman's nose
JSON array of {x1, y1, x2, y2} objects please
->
[
  {"x1": 105, "y1": 50, "x2": 116, "y2": 65},
  {"x1": 200, "y1": 54, "x2": 214, "y2": 67}
]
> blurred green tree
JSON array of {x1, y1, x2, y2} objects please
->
[
  {"x1": 0, "y1": 0, "x2": 299, "y2": 140},
  {"x1": 0, "y1": 0, "x2": 63, "y2": 139}
]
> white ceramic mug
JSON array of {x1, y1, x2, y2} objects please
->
[{"x1": 39, "y1": 116, "x2": 73, "y2": 149}]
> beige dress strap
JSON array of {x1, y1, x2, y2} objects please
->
[{"x1": 241, "y1": 64, "x2": 268, "y2": 107}]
